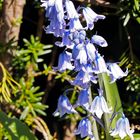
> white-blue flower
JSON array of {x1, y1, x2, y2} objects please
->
[
  {"x1": 110, "y1": 115, "x2": 134, "y2": 140},
  {"x1": 74, "y1": 118, "x2": 94, "y2": 138},
  {"x1": 69, "y1": 18, "x2": 83, "y2": 31},
  {"x1": 53, "y1": 95, "x2": 77, "y2": 117},
  {"x1": 43, "y1": 0, "x2": 66, "y2": 37},
  {"x1": 94, "y1": 52, "x2": 110, "y2": 74},
  {"x1": 55, "y1": 30, "x2": 72, "y2": 47},
  {"x1": 72, "y1": 65, "x2": 97, "y2": 88},
  {"x1": 108, "y1": 63, "x2": 128, "y2": 83},
  {"x1": 41, "y1": 0, "x2": 55, "y2": 10},
  {"x1": 85, "y1": 42, "x2": 96, "y2": 62},
  {"x1": 91, "y1": 35, "x2": 108, "y2": 47},
  {"x1": 74, "y1": 88, "x2": 90, "y2": 110},
  {"x1": 72, "y1": 43, "x2": 88, "y2": 65},
  {"x1": 65, "y1": 0, "x2": 79, "y2": 19},
  {"x1": 90, "y1": 89, "x2": 111, "y2": 119},
  {"x1": 53, "y1": 51, "x2": 74, "y2": 72},
  {"x1": 69, "y1": 30, "x2": 86, "y2": 44},
  {"x1": 83, "y1": 7, "x2": 105, "y2": 30}
]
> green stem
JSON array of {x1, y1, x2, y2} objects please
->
[{"x1": 92, "y1": 119, "x2": 100, "y2": 140}]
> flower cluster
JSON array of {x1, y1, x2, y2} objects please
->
[{"x1": 41, "y1": 0, "x2": 133, "y2": 139}]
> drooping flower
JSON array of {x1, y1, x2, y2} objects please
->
[
  {"x1": 69, "y1": 18, "x2": 83, "y2": 31},
  {"x1": 48, "y1": 0, "x2": 64, "y2": 21},
  {"x1": 85, "y1": 42, "x2": 96, "y2": 62},
  {"x1": 108, "y1": 63, "x2": 128, "y2": 83},
  {"x1": 94, "y1": 52, "x2": 110, "y2": 74},
  {"x1": 45, "y1": 20, "x2": 65, "y2": 37},
  {"x1": 67, "y1": 30, "x2": 86, "y2": 46},
  {"x1": 55, "y1": 30, "x2": 72, "y2": 47},
  {"x1": 72, "y1": 42, "x2": 97, "y2": 66},
  {"x1": 74, "y1": 88, "x2": 90, "y2": 110},
  {"x1": 83, "y1": 7, "x2": 105, "y2": 30},
  {"x1": 65, "y1": 0, "x2": 83, "y2": 30},
  {"x1": 72, "y1": 43, "x2": 88, "y2": 65},
  {"x1": 65, "y1": 0, "x2": 79, "y2": 19},
  {"x1": 91, "y1": 35, "x2": 108, "y2": 47},
  {"x1": 43, "y1": 0, "x2": 66, "y2": 37},
  {"x1": 40, "y1": 0, "x2": 55, "y2": 10},
  {"x1": 110, "y1": 114, "x2": 134, "y2": 140},
  {"x1": 53, "y1": 51, "x2": 74, "y2": 72},
  {"x1": 74, "y1": 117, "x2": 94, "y2": 138},
  {"x1": 53, "y1": 95, "x2": 77, "y2": 117},
  {"x1": 72, "y1": 65, "x2": 97, "y2": 88},
  {"x1": 90, "y1": 89, "x2": 111, "y2": 119}
]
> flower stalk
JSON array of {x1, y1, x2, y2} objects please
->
[{"x1": 41, "y1": 0, "x2": 134, "y2": 139}]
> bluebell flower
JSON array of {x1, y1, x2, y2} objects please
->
[
  {"x1": 76, "y1": 47, "x2": 87, "y2": 65},
  {"x1": 55, "y1": 30, "x2": 72, "y2": 47},
  {"x1": 72, "y1": 65, "x2": 97, "y2": 88},
  {"x1": 74, "y1": 118, "x2": 94, "y2": 138},
  {"x1": 41, "y1": 0, "x2": 55, "y2": 10},
  {"x1": 69, "y1": 18, "x2": 83, "y2": 31},
  {"x1": 53, "y1": 95, "x2": 77, "y2": 117},
  {"x1": 65, "y1": 1, "x2": 83, "y2": 31},
  {"x1": 94, "y1": 52, "x2": 110, "y2": 74},
  {"x1": 45, "y1": 20, "x2": 65, "y2": 37},
  {"x1": 110, "y1": 114, "x2": 134, "y2": 140},
  {"x1": 83, "y1": 7, "x2": 105, "y2": 30},
  {"x1": 65, "y1": 0, "x2": 83, "y2": 31},
  {"x1": 44, "y1": 0, "x2": 64, "y2": 22},
  {"x1": 90, "y1": 89, "x2": 111, "y2": 119},
  {"x1": 53, "y1": 51, "x2": 74, "y2": 72},
  {"x1": 108, "y1": 63, "x2": 128, "y2": 83},
  {"x1": 73, "y1": 60, "x2": 83, "y2": 71},
  {"x1": 72, "y1": 70, "x2": 90, "y2": 88},
  {"x1": 69, "y1": 31, "x2": 80, "y2": 45},
  {"x1": 85, "y1": 42, "x2": 96, "y2": 62},
  {"x1": 65, "y1": 0, "x2": 79, "y2": 19},
  {"x1": 42, "y1": 0, "x2": 66, "y2": 37},
  {"x1": 74, "y1": 88, "x2": 90, "y2": 110},
  {"x1": 73, "y1": 42, "x2": 97, "y2": 65},
  {"x1": 72, "y1": 43, "x2": 88, "y2": 65},
  {"x1": 91, "y1": 35, "x2": 108, "y2": 47},
  {"x1": 69, "y1": 30, "x2": 86, "y2": 44}
]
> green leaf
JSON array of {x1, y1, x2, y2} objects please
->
[
  {"x1": 43, "y1": 45, "x2": 53, "y2": 49},
  {"x1": 38, "y1": 50, "x2": 52, "y2": 55},
  {"x1": 0, "y1": 111, "x2": 38, "y2": 140},
  {"x1": 20, "y1": 107, "x2": 30, "y2": 120},
  {"x1": 123, "y1": 13, "x2": 130, "y2": 26},
  {"x1": 136, "y1": 17, "x2": 140, "y2": 24},
  {"x1": 134, "y1": 0, "x2": 139, "y2": 11},
  {"x1": 134, "y1": 134, "x2": 140, "y2": 139},
  {"x1": 113, "y1": 134, "x2": 140, "y2": 140},
  {"x1": 34, "y1": 109, "x2": 46, "y2": 116},
  {"x1": 37, "y1": 58, "x2": 44, "y2": 63}
]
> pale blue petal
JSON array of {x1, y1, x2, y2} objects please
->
[
  {"x1": 108, "y1": 63, "x2": 128, "y2": 83},
  {"x1": 83, "y1": 7, "x2": 105, "y2": 30},
  {"x1": 75, "y1": 118, "x2": 93, "y2": 138},
  {"x1": 85, "y1": 42, "x2": 96, "y2": 62},
  {"x1": 54, "y1": 95, "x2": 77, "y2": 117},
  {"x1": 54, "y1": 51, "x2": 74, "y2": 72},
  {"x1": 91, "y1": 35, "x2": 108, "y2": 47},
  {"x1": 65, "y1": 0, "x2": 79, "y2": 19}
]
